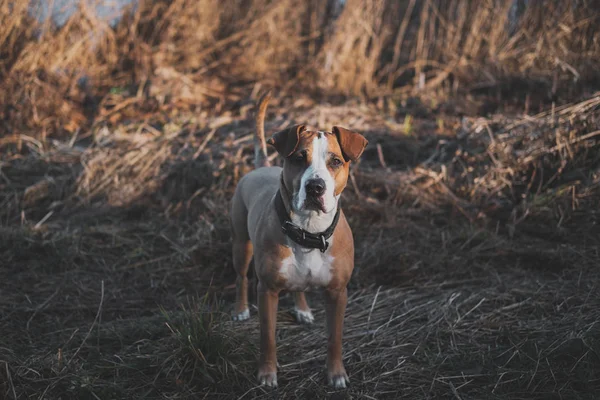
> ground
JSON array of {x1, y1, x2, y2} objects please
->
[{"x1": 1, "y1": 91, "x2": 600, "y2": 399}]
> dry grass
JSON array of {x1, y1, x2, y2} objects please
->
[
  {"x1": 2, "y1": 89, "x2": 600, "y2": 398},
  {"x1": 2, "y1": 1, "x2": 600, "y2": 399},
  {"x1": 1, "y1": 0, "x2": 599, "y2": 140}
]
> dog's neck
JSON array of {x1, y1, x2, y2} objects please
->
[{"x1": 279, "y1": 175, "x2": 338, "y2": 234}]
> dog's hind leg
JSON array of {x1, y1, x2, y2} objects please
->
[
  {"x1": 293, "y1": 292, "x2": 314, "y2": 324},
  {"x1": 231, "y1": 198, "x2": 253, "y2": 321},
  {"x1": 232, "y1": 239, "x2": 253, "y2": 321}
]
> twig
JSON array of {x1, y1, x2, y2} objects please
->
[
  {"x1": 456, "y1": 297, "x2": 486, "y2": 324},
  {"x1": 366, "y1": 286, "x2": 381, "y2": 332},
  {"x1": 349, "y1": 170, "x2": 362, "y2": 198},
  {"x1": 94, "y1": 97, "x2": 140, "y2": 125},
  {"x1": 193, "y1": 129, "x2": 217, "y2": 159},
  {"x1": 522, "y1": 130, "x2": 600, "y2": 164},
  {"x1": 376, "y1": 143, "x2": 388, "y2": 169},
  {"x1": 34, "y1": 211, "x2": 54, "y2": 230},
  {"x1": 232, "y1": 133, "x2": 253, "y2": 145},
  {"x1": 3, "y1": 362, "x2": 17, "y2": 400},
  {"x1": 62, "y1": 281, "x2": 105, "y2": 373},
  {"x1": 495, "y1": 298, "x2": 531, "y2": 313},
  {"x1": 449, "y1": 382, "x2": 463, "y2": 400},
  {"x1": 26, "y1": 286, "x2": 61, "y2": 330}
]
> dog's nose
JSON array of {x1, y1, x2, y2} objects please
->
[{"x1": 306, "y1": 178, "x2": 325, "y2": 196}]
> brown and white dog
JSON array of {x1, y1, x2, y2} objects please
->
[{"x1": 230, "y1": 92, "x2": 368, "y2": 388}]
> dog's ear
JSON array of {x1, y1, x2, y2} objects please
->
[
  {"x1": 332, "y1": 126, "x2": 368, "y2": 162},
  {"x1": 267, "y1": 125, "x2": 306, "y2": 157}
]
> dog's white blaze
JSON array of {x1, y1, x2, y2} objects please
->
[
  {"x1": 282, "y1": 134, "x2": 339, "y2": 290},
  {"x1": 279, "y1": 243, "x2": 334, "y2": 291},
  {"x1": 293, "y1": 134, "x2": 338, "y2": 233}
]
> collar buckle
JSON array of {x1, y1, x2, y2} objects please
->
[
  {"x1": 319, "y1": 235, "x2": 327, "y2": 253},
  {"x1": 281, "y1": 221, "x2": 293, "y2": 234}
]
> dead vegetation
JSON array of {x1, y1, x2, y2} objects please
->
[
  {"x1": 2, "y1": 0, "x2": 600, "y2": 140},
  {"x1": 1, "y1": 1, "x2": 600, "y2": 399}
]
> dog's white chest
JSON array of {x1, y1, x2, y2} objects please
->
[{"x1": 279, "y1": 244, "x2": 333, "y2": 291}]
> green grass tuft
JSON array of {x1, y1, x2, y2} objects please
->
[{"x1": 161, "y1": 294, "x2": 256, "y2": 389}]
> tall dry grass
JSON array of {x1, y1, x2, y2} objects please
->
[
  {"x1": 0, "y1": 0, "x2": 599, "y2": 139},
  {"x1": 401, "y1": 0, "x2": 600, "y2": 92}
]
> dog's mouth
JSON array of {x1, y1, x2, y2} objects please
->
[{"x1": 303, "y1": 196, "x2": 327, "y2": 213}]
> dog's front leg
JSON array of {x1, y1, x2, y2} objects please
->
[
  {"x1": 324, "y1": 287, "x2": 349, "y2": 389},
  {"x1": 258, "y1": 282, "x2": 279, "y2": 387}
]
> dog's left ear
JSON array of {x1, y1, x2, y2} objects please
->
[
  {"x1": 267, "y1": 125, "x2": 306, "y2": 157},
  {"x1": 332, "y1": 126, "x2": 368, "y2": 162}
]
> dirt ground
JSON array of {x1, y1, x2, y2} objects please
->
[{"x1": 1, "y1": 91, "x2": 600, "y2": 399}]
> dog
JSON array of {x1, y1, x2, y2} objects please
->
[{"x1": 230, "y1": 91, "x2": 368, "y2": 388}]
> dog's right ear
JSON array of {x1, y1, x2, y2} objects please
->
[
  {"x1": 332, "y1": 126, "x2": 368, "y2": 162},
  {"x1": 266, "y1": 125, "x2": 306, "y2": 157}
]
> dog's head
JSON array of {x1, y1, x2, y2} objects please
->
[{"x1": 267, "y1": 126, "x2": 368, "y2": 214}]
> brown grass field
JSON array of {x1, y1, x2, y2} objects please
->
[{"x1": 1, "y1": 1, "x2": 600, "y2": 399}]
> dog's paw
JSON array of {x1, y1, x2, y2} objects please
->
[
  {"x1": 258, "y1": 371, "x2": 278, "y2": 388},
  {"x1": 294, "y1": 307, "x2": 314, "y2": 324},
  {"x1": 232, "y1": 308, "x2": 250, "y2": 321},
  {"x1": 328, "y1": 370, "x2": 349, "y2": 389}
]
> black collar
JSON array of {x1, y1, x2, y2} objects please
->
[{"x1": 275, "y1": 190, "x2": 341, "y2": 253}]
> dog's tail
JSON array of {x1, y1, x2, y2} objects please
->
[{"x1": 254, "y1": 90, "x2": 272, "y2": 169}]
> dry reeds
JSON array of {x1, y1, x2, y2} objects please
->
[{"x1": 1, "y1": 0, "x2": 599, "y2": 140}]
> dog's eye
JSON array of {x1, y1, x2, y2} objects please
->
[
  {"x1": 330, "y1": 158, "x2": 343, "y2": 168},
  {"x1": 293, "y1": 152, "x2": 306, "y2": 163}
]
